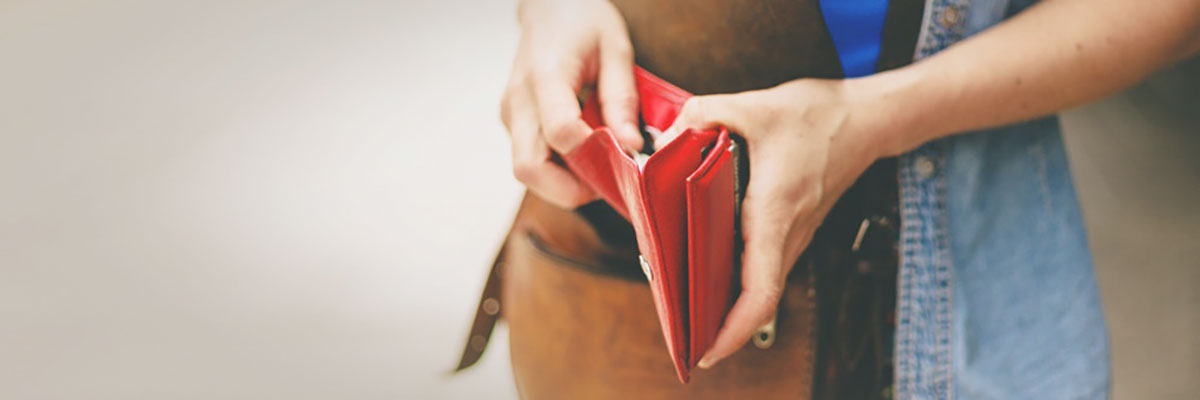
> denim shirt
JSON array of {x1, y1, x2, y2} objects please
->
[{"x1": 896, "y1": 0, "x2": 1111, "y2": 398}]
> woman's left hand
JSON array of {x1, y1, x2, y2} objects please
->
[{"x1": 656, "y1": 78, "x2": 891, "y2": 368}]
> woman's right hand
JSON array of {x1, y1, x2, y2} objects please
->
[{"x1": 501, "y1": 0, "x2": 643, "y2": 208}]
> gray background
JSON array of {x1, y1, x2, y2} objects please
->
[{"x1": 0, "y1": 0, "x2": 1195, "y2": 398}]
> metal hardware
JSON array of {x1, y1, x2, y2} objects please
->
[
  {"x1": 752, "y1": 310, "x2": 778, "y2": 349},
  {"x1": 469, "y1": 335, "x2": 487, "y2": 351},
  {"x1": 638, "y1": 255, "x2": 653, "y2": 282},
  {"x1": 915, "y1": 156, "x2": 935, "y2": 179},
  {"x1": 852, "y1": 218, "x2": 870, "y2": 252},
  {"x1": 482, "y1": 298, "x2": 500, "y2": 316}
]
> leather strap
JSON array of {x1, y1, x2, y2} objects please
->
[
  {"x1": 453, "y1": 195, "x2": 537, "y2": 372},
  {"x1": 453, "y1": 238, "x2": 506, "y2": 372}
]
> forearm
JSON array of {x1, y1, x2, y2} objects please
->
[{"x1": 851, "y1": 0, "x2": 1200, "y2": 157}]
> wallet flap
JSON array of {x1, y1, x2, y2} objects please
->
[
  {"x1": 573, "y1": 66, "x2": 691, "y2": 218},
  {"x1": 564, "y1": 128, "x2": 639, "y2": 220},
  {"x1": 581, "y1": 67, "x2": 690, "y2": 132},
  {"x1": 633, "y1": 68, "x2": 690, "y2": 132}
]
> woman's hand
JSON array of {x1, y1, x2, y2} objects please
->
[
  {"x1": 658, "y1": 78, "x2": 891, "y2": 368},
  {"x1": 500, "y1": 0, "x2": 643, "y2": 208}
]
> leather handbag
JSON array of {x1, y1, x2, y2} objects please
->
[
  {"x1": 564, "y1": 67, "x2": 743, "y2": 382},
  {"x1": 462, "y1": 193, "x2": 818, "y2": 399}
]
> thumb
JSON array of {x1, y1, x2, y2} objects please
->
[
  {"x1": 657, "y1": 94, "x2": 748, "y2": 149},
  {"x1": 698, "y1": 188, "x2": 789, "y2": 368}
]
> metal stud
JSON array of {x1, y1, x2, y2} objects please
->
[
  {"x1": 638, "y1": 255, "x2": 654, "y2": 282},
  {"x1": 469, "y1": 335, "x2": 487, "y2": 351},
  {"x1": 852, "y1": 218, "x2": 870, "y2": 252},
  {"x1": 482, "y1": 298, "x2": 500, "y2": 316},
  {"x1": 753, "y1": 311, "x2": 778, "y2": 349}
]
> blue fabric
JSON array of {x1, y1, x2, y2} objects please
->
[
  {"x1": 819, "y1": 0, "x2": 890, "y2": 77},
  {"x1": 893, "y1": 0, "x2": 1112, "y2": 398},
  {"x1": 946, "y1": 120, "x2": 1110, "y2": 400}
]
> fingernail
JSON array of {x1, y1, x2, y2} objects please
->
[{"x1": 697, "y1": 355, "x2": 720, "y2": 369}]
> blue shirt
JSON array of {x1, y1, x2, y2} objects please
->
[{"x1": 896, "y1": 0, "x2": 1110, "y2": 398}]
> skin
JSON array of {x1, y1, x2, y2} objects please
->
[
  {"x1": 501, "y1": 0, "x2": 643, "y2": 208},
  {"x1": 501, "y1": 0, "x2": 1200, "y2": 369}
]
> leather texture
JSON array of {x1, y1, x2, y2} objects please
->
[
  {"x1": 685, "y1": 137, "x2": 737, "y2": 369},
  {"x1": 563, "y1": 68, "x2": 738, "y2": 382},
  {"x1": 503, "y1": 194, "x2": 816, "y2": 399}
]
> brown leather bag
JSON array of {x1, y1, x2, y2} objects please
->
[
  {"x1": 501, "y1": 194, "x2": 818, "y2": 399},
  {"x1": 460, "y1": 174, "x2": 899, "y2": 399}
]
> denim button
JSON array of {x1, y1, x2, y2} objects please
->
[
  {"x1": 940, "y1": 7, "x2": 961, "y2": 28},
  {"x1": 915, "y1": 156, "x2": 935, "y2": 179}
]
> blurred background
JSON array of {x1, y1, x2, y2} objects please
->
[{"x1": 0, "y1": 0, "x2": 1195, "y2": 399}]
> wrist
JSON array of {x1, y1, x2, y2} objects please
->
[{"x1": 843, "y1": 66, "x2": 938, "y2": 158}]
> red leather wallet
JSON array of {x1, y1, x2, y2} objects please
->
[{"x1": 564, "y1": 67, "x2": 741, "y2": 383}]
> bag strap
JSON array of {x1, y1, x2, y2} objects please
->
[
  {"x1": 453, "y1": 194, "x2": 530, "y2": 372},
  {"x1": 452, "y1": 238, "x2": 507, "y2": 372}
]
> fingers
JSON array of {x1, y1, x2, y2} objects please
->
[
  {"x1": 698, "y1": 179, "x2": 790, "y2": 369},
  {"x1": 500, "y1": 1, "x2": 637, "y2": 209},
  {"x1": 597, "y1": 37, "x2": 642, "y2": 153},
  {"x1": 505, "y1": 87, "x2": 596, "y2": 208},
  {"x1": 658, "y1": 94, "x2": 753, "y2": 149},
  {"x1": 530, "y1": 69, "x2": 594, "y2": 154},
  {"x1": 511, "y1": 129, "x2": 597, "y2": 208}
]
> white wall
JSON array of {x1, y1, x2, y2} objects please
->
[{"x1": 0, "y1": 1, "x2": 521, "y2": 398}]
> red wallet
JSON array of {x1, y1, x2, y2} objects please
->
[{"x1": 564, "y1": 67, "x2": 742, "y2": 383}]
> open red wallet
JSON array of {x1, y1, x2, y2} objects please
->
[{"x1": 563, "y1": 67, "x2": 744, "y2": 383}]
